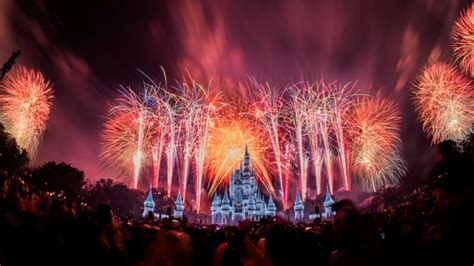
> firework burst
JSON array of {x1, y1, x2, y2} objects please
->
[
  {"x1": 0, "y1": 66, "x2": 54, "y2": 161},
  {"x1": 414, "y1": 63, "x2": 474, "y2": 144},
  {"x1": 453, "y1": 3, "x2": 474, "y2": 76},
  {"x1": 348, "y1": 98, "x2": 406, "y2": 192},
  {"x1": 100, "y1": 86, "x2": 159, "y2": 188},
  {"x1": 205, "y1": 117, "x2": 273, "y2": 196}
]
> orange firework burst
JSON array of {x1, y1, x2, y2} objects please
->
[
  {"x1": 347, "y1": 98, "x2": 406, "y2": 192},
  {"x1": 0, "y1": 66, "x2": 54, "y2": 161},
  {"x1": 414, "y1": 63, "x2": 474, "y2": 144},
  {"x1": 100, "y1": 87, "x2": 159, "y2": 187},
  {"x1": 453, "y1": 3, "x2": 474, "y2": 76},
  {"x1": 205, "y1": 117, "x2": 274, "y2": 195}
]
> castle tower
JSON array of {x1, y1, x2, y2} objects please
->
[
  {"x1": 323, "y1": 185, "x2": 335, "y2": 218},
  {"x1": 243, "y1": 144, "x2": 251, "y2": 176},
  {"x1": 211, "y1": 145, "x2": 279, "y2": 225},
  {"x1": 249, "y1": 165, "x2": 257, "y2": 195},
  {"x1": 174, "y1": 191, "x2": 184, "y2": 218},
  {"x1": 211, "y1": 194, "x2": 221, "y2": 224},
  {"x1": 221, "y1": 190, "x2": 231, "y2": 225},
  {"x1": 247, "y1": 193, "x2": 256, "y2": 220},
  {"x1": 233, "y1": 187, "x2": 245, "y2": 222},
  {"x1": 142, "y1": 188, "x2": 155, "y2": 217},
  {"x1": 255, "y1": 189, "x2": 263, "y2": 219},
  {"x1": 266, "y1": 195, "x2": 276, "y2": 217},
  {"x1": 294, "y1": 191, "x2": 304, "y2": 222},
  {"x1": 242, "y1": 144, "x2": 251, "y2": 200}
]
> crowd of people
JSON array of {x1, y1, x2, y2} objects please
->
[{"x1": 1, "y1": 166, "x2": 472, "y2": 266}]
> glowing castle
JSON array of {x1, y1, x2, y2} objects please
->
[{"x1": 211, "y1": 145, "x2": 276, "y2": 225}]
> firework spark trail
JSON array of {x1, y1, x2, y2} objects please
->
[
  {"x1": 298, "y1": 82, "x2": 326, "y2": 196},
  {"x1": 155, "y1": 97, "x2": 178, "y2": 197},
  {"x1": 306, "y1": 107, "x2": 324, "y2": 195},
  {"x1": 175, "y1": 79, "x2": 211, "y2": 207},
  {"x1": 282, "y1": 142, "x2": 292, "y2": 210},
  {"x1": 0, "y1": 66, "x2": 54, "y2": 161},
  {"x1": 152, "y1": 131, "x2": 165, "y2": 188},
  {"x1": 453, "y1": 3, "x2": 474, "y2": 77},
  {"x1": 328, "y1": 83, "x2": 356, "y2": 192},
  {"x1": 192, "y1": 89, "x2": 220, "y2": 213},
  {"x1": 251, "y1": 79, "x2": 285, "y2": 207},
  {"x1": 194, "y1": 106, "x2": 217, "y2": 213},
  {"x1": 414, "y1": 63, "x2": 474, "y2": 144},
  {"x1": 319, "y1": 98, "x2": 334, "y2": 195},
  {"x1": 348, "y1": 98, "x2": 406, "y2": 192},
  {"x1": 288, "y1": 85, "x2": 310, "y2": 201},
  {"x1": 178, "y1": 105, "x2": 195, "y2": 206},
  {"x1": 133, "y1": 112, "x2": 145, "y2": 189}
]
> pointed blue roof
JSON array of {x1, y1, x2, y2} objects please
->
[
  {"x1": 324, "y1": 185, "x2": 334, "y2": 206},
  {"x1": 268, "y1": 195, "x2": 275, "y2": 207},
  {"x1": 295, "y1": 191, "x2": 303, "y2": 205},
  {"x1": 212, "y1": 193, "x2": 221, "y2": 206},
  {"x1": 245, "y1": 143, "x2": 249, "y2": 157},
  {"x1": 222, "y1": 189, "x2": 230, "y2": 205},
  {"x1": 175, "y1": 191, "x2": 183, "y2": 205},
  {"x1": 145, "y1": 188, "x2": 154, "y2": 203}
]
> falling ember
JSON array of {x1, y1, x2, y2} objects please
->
[
  {"x1": 452, "y1": 3, "x2": 474, "y2": 77},
  {"x1": 413, "y1": 63, "x2": 474, "y2": 144},
  {"x1": 205, "y1": 118, "x2": 273, "y2": 196},
  {"x1": 347, "y1": 98, "x2": 406, "y2": 192},
  {"x1": 0, "y1": 66, "x2": 54, "y2": 161}
]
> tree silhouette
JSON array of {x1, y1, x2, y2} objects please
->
[
  {"x1": 0, "y1": 50, "x2": 21, "y2": 81},
  {"x1": 0, "y1": 123, "x2": 29, "y2": 178},
  {"x1": 30, "y1": 161, "x2": 85, "y2": 198},
  {"x1": 85, "y1": 178, "x2": 144, "y2": 218}
]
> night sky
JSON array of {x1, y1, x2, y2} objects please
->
[{"x1": 0, "y1": 0, "x2": 470, "y2": 182}]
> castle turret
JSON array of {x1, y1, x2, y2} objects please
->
[
  {"x1": 142, "y1": 188, "x2": 155, "y2": 217},
  {"x1": 174, "y1": 191, "x2": 184, "y2": 218},
  {"x1": 233, "y1": 187, "x2": 245, "y2": 222},
  {"x1": 211, "y1": 194, "x2": 221, "y2": 224},
  {"x1": 247, "y1": 193, "x2": 256, "y2": 220},
  {"x1": 294, "y1": 191, "x2": 304, "y2": 222},
  {"x1": 243, "y1": 144, "x2": 251, "y2": 179},
  {"x1": 323, "y1": 185, "x2": 335, "y2": 218},
  {"x1": 221, "y1": 190, "x2": 231, "y2": 224},
  {"x1": 266, "y1": 195, "x2": 276, "y2": 217}
]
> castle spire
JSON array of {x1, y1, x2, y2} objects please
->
[
  {"x1": 295, "y1": 190, "x2": 302, "y2": 205},
  {"x1": 323, "y1": 184, "x2": 335, "y2": 217},
  {"x1": 174, "y1": 191, "x2": 184, "y2": 218},
  {"x1": 142, "y1": 188, "x2": 155, "y2": 217},
  {"x1": 294, "y1": 190, "x2": 304, "y2": 221},
  {"x1": 222, "y1": 189, "x2": 230, "y2": 205},
  {"x1": 266, "y1": 194, "x2": 276, "y2": 217},
  {"x1": 324, "y1": 184, "x2": 334, "y2": 203},
  {"x1": 145, "y1": 188, "x2": 154, "y2": 203}
]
